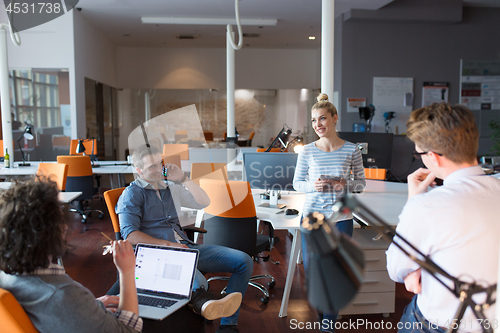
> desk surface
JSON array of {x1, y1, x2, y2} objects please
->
[{"x1": 0, "y1": 182, "x2": 81, "y2": 203}]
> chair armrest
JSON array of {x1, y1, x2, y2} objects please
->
[
  {"x1": 183, "y1": 225, "x2": 207, "y2": 234},
  {"x1": 183, "y1": 225, "x2": 207, "y2": 243}
]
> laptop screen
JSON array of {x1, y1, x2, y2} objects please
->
[{"x1": 135, "y1": 244, "x2": 199, "y2": 298}]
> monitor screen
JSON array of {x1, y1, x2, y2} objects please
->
[
  {"x1": 338, "y1": 132, "x2": 394, "y2": 170},
  {"x1": 242, "y1": 152, "x2": 298, "y2": 191}
]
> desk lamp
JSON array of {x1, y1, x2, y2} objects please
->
[
  {"x1": 76, "y1": 138, "x2": 100, "y2": 167},
  {"x1": 17, "y1": 123, "x2": 33, "y2": 167},
  {"x1": 265, "y1": 124, "x2": 292, "y2": 152},
  {"x1": 285, "y1": 133, "x2": 303, "y2": 153},
  {"x1": 304, "y1": 195, "x2": 496, "y2": 332}
]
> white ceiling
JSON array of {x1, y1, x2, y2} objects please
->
[{"x1": 76, "y1": 0, "x2": 499, "y2": 49}]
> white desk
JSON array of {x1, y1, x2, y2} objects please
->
[
  {"x1": 0, "y1": 182, "x2": 81, "y2": 203},
  {"x1": 258, "y1": 180, "x2": 408, "y2": 317}
]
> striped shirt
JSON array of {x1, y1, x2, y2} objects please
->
[{"x1": 293, "y1": 140, "x2": 366, "y2": 221}]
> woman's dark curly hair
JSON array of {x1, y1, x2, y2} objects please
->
[{"x1": 0, "y1": 179, "x2": 65, "y2": 274}]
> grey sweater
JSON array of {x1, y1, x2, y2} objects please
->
[{"x1": 0, "y1": 270, "x2": 141, "y2": 333}]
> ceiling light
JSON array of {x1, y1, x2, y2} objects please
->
[
  {"x1": 142, "y1": 17, "x2": 277, "y2": 26},
  {"x1": 309, "y1": 36, "x2": 316, "y2": 40},
  {"x1": 175, "y1": 35, "x2": 200, "y2": 40}
]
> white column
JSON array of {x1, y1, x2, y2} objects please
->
[
  {"x1": 226, "y1": 30, "x2": 235, "y2": 141},
  {"x1": 145, "y1": 91, "x2": 150, "y2": 121},
  {"x1": 321, "y1": 0, "x2": 336, "y2": 123},
  {"x1": 0, "y1": 28, "x2": 14, "y2": 162}
]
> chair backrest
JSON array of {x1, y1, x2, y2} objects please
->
[
  {"x1": 69, "y1": 139, "x2": 98, "y2": 156},
  {"x1": 174, "y1": 130, "x2": 188, "y2": 142},
  {"x1": 0, "y1": 288, "x2": 39, "y2": 333},
  {"x1": 0, "y1": 140, "x2": 15, "y2": 157},
  {"x1": 56, "y1": 155, "x2": 94, "y2": 200},
  {"x1": 256, "y1": 148, "x2": 285, "y2": 152},
  {"x1": 364, "y1": 168, "x2": 386, "y2": 180},
  {"x1": 190, "y1": 163, "x2": 228, "y2": 186},
  {"x1": 36, "y1": 163, "x2": 68, "y2": 191},
  {"x1": 248, "y1": 132, "x2": 255, "y2": 146},
  {"x1": 103, "y1": 187, "x2": 126, "y2": 240},
  {"x1": 203, "y1": 131, "x2": 214, "y2": 141},
  {"x1": 163, "y1": 143, "x2": 189, "y2": 160},
  {"x1": 161, "y1": 154, "x2": 182, "y2": 169},
  {"x1": 199, "y1": 179, "x2": 258, "y2": 255},
  {"x1": 52, "y1": 136, "x2": 70, "y2": 147}
]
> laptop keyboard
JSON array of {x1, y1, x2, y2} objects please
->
[{"x1": 138, "y1": 295, "x2": 178, "y2": 309}]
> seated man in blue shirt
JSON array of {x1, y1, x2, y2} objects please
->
[{"x1": 116, "y1": 144, "x2": 253, "y2": 333}]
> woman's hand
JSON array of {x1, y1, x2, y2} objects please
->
[
  {"x1": 96, "y1": 295, "x2": 120, "y2": 313},
  {"x1": 314, "y1": 177, "x2": 347, "y2": 192},
  {"x1": 112, "y1": 240, "x2": 135, "y2": 277}
]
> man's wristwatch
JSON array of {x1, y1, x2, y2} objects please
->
[{"x1": 177, "y1": 173, "x2": 189, "y2": 184}]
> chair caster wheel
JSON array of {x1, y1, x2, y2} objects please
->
[
  {"x1": 268, "y1": 281, "x2": 275, "y2": 289},
  {"x1": 260, "y1": 297, "x2": 269, "y2": 305},
  {"x1": 99, "y1": 213, "x2": 104, "y2": 219}
]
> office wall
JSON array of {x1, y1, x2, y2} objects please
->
[
  {"x1": 0, "y1": 9, "x2": 77, "y2": 146},
  {"x1": 73, "y1": 12, "x2": 118, "y2": 138},
  {"x1": 338, "y1": 5, "x2": 500, "y2": 142},
  {"x1": 116, "y1": 47, "x2": 321, "y2": 90}
]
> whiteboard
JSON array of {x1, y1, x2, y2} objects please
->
[{"x1": 373, "y1": 77, "x2": 414, "y2": 113}]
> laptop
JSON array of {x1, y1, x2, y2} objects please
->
[{"x1": 134, "y1": 243, "x2": 199, "y2": 320}]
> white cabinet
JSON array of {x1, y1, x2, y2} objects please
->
[{"x1": 339, "y1": 228, "x2": 395, "y2": 316}]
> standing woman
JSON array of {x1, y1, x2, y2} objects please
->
[{"x1": 293, "y1": 93, "x2": 366, "y2": 333}]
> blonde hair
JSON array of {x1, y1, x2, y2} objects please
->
[
  {"x1": 406, "y1": 103, "x2": 479, "y2": 164},
  {"x1": 311, "y1": 93, "x2": 337, "y2": 116}
]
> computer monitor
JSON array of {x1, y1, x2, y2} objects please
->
[
  {"x1": 242, "y1": 152, "x2": 298, "y2": 191},
  {"x1": 337, "y1": 132, "x2": 394, "y2": 170}
]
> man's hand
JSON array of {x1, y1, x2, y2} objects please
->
[
  {"x1": 165, "y1": 164, "x2": 185, "y2": 182},
  {"x1": 165, "y1": 240, "x2": 189, "y2": 249},
  {"x1": 97, "y1": 295, "x2": 120, "y2": 313},
  {"x1": 313, "y1": 178, "x2": 329, "y2": 192},
  {"x1": 112, "y1": 240, "x2": 136, "y2": 276},
  {"x1": 407, "y1": 168, "x2": 436, "y2": 200},
  {"x1": 404, "y1": 268, "x2": 422, "y2": 294}
]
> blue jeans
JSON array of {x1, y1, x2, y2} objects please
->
[
  {"x1": 186, "y1": 242, "x2": 254, "y2": 326},
  {"x1": 399, "y1": 296, "x2": 445, "y2": 333},
  {"x1": 301, "y1": 219, "x2": 353, "y2": 332}
]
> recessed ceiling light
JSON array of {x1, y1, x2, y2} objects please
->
[
  {"x1": 242, "y1": 33, "x2": 260, "y2": 38},
  {"x1": 175, "y1": 35, "x2": 200, "y2": 40},
  {"x1": 309, "y1": 36, "x2": 316, "y2": 40}
]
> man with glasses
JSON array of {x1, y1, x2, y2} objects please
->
[
  {"x1": 386, "y1": 103, "x2": 500, "y2": 332},
  {"x1": 114, "y1": 144, "x2": 252, "y2": 333}
]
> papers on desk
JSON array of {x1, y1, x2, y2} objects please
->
[{"x1": 257, "y1": 203, "x2": 287, "y2": 214}]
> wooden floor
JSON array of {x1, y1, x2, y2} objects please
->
[{"x1": 62, "y1": 197, "x2": 414, "y2": 333}]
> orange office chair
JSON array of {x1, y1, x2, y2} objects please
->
[
  {"x1": 247, "y1": 132, "x2": 255, "y2": 146},
  {"x1": 163, "y1": 143, "x2": 189, "y2": 160},
  {"x1": 190, "y1": 163, "x2": 228, "y2": 186},
  {"x1": 364, "y1": 168, "x2": 386, "y2": 180},
  {"x1": 174, "y1": 130, "x2": 188, "y2": 142},
  {"x1": 162, "y1": 154, "x2": 182, "y2": 169},
  {"x1": 69, "y1": 139, "x2": 98, "y2": 156},
  {"x1": 256, "y1": 148, "x2": 286, "y2": 152},
  {"x1": 199, "y1": 179, "x2": 278, "y2": 304},
  {"x1": 203, "y1": 131, "x2": 214, "y2": 141},
  {"x1": 104, "y1": 187, "x2": 126, "y2": 240},
  {"x1": 57, "y1": 155, "x2": 103, "y2": 223},
  {"x1": 103, "y1": 187, "x2": 205, "y2": 242},
  {"x1": 0, "y1": 288, "x2": 38, "y2": 333},
  {"x1": 36, "y1": 163, "x2": 68, "y2": 191}
]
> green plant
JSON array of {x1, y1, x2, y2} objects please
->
[{"x1": 489, "y1": 120, "x2": 500, "y2": 156}]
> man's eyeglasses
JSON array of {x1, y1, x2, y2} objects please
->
[{"x1": 412, "y1": 151, "x2": 443, "y2": 159}]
